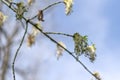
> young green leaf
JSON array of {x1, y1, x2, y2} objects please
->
[
  {"x1": 56, "y1": 41, "x2": 66, "y2": 60},
  {"x1": 93, "y1": 71, "x2": 101, "y2": 80},
  {"x1": 73, "y1": 33, "x2": 82, "y2": 56},
  {"x1": 27, "y1": 34, "x2": 35, "y2": 47},
  {"x1": 86, "y1": 44, "x2": 96, "y2": 62},
  {"x1": 28, "y1": 0, "x2": 35, "y2": 6},
  {"x1": 27, "y1": 22, "x2": 42, "y2": 47},
  {"x1": 64, "y1": 0, "x2": 73, "y2": 15},
  {"x1": 16, "y1": 2, "x2": 27, "y2": 20}
]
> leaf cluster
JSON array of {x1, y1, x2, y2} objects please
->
[
  {"x1": 15, "y1": 2, "x2": 27, "y2": 20},
  {"x1": 73, "y1": 33, "x2": 96, "y2": 62}
]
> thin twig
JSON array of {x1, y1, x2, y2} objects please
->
[
  {"x1": 12, "y1": 22, "x2": 28, "y2": 80},
  {"x1": 45, "y1": 32, "x2": 73, "y2": 37},
  {"x1": 29, "y1": 1, "x2": 63, "y2": 20},
  {"x1": 42, "y1": 1, "x2": 63, "y2": 11},
  {"x1": 20, "y1": 20, "x2": 25, "y2": 29},
  {"x1": 1, "y1": 1, "x2": 101, "y2": 80},
  {"x1": 29, "y1": 15, "x2": 37, "y2": 21}
]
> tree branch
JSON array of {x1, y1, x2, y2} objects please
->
[
  {"x1": 29, "y1": 1, "x2": 63, "y2": 20},
  {"x1": 45, "y1": 32, "x2": 73, "y2": 37},
  {"x1": 12, "y1": 22, "x2": 28, "y2": 80},
  {"x1": 1, "y1": 0, "x2": 101, "y2": 80}
]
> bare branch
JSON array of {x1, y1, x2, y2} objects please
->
[
  {"x1": 45, "y1": 32, "x2": 73, "y2": 37},
  {"x1": 12, "y1": 22, "x2": 28, "y2": 80},
  {"x1": 42, "y1": 1, "x2": 63, "y2": 11},
  {"x1": 29, "y1": 1, "x2": 63, "y2": 20}
]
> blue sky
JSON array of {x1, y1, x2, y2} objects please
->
[
  {"x1": 2, "y1": 0, "x2": 120, "y2": 80},
  {"x1": 40, "y1": 0, "x2": 120, "y2": 80}
]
